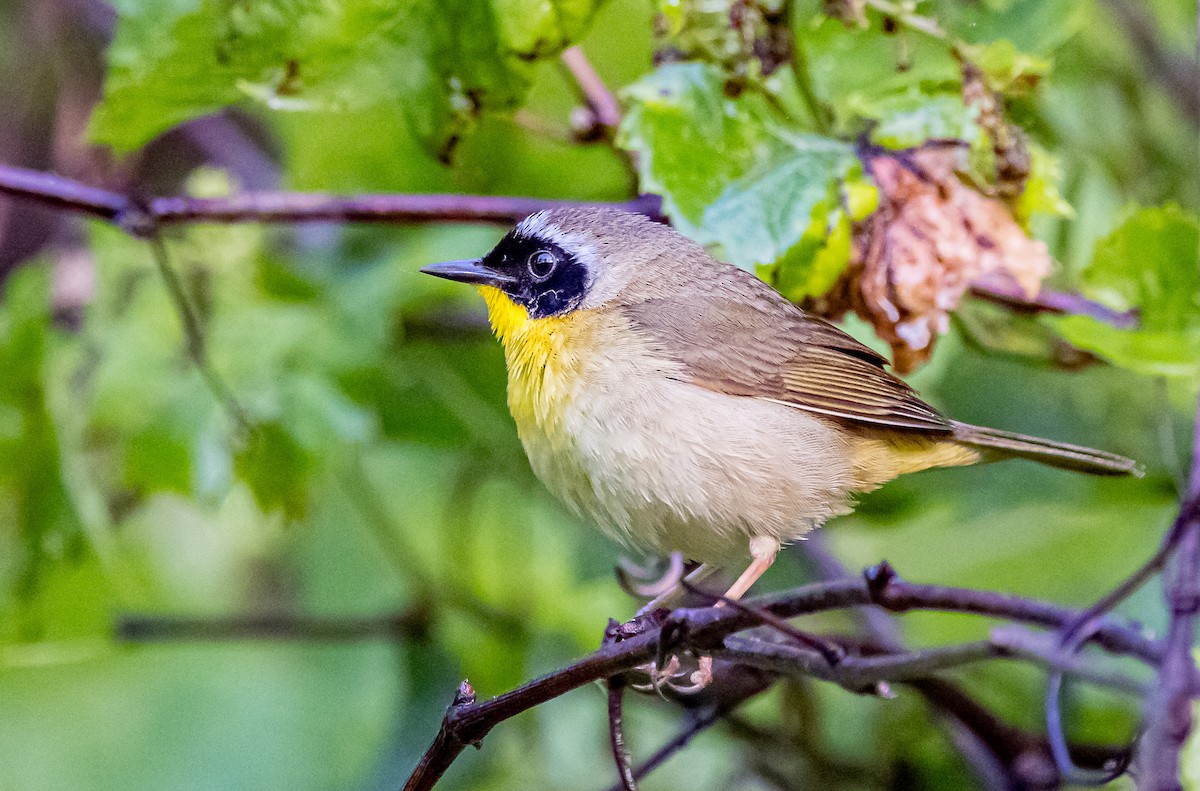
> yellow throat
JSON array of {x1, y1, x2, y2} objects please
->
[{"x1": 478, "y1": 286, "x2": 578, "y2": 430}]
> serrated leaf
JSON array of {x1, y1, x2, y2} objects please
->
[
  {"x1": 617, "y1": 63, "x2": 778, "y2": 232},
  {"x1": 90, "y1": 0, "x2": 600, "y2": 157},
  {"x1": 1045, "y1": 205, "x2": 1200, "y2": 376},
  {"x1": 618, "y1": 62, "x2": 857, "y2": 271},
  {"x1": 700, "y1": 134, "x2": 857, "y2": 269}
]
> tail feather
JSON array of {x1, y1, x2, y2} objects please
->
[{"x1": 951, "y1": 421, "x2": 1142, "y2": 477}]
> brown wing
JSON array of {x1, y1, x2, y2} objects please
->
[{"x1": 621, "y1": 286, "x2": 951, "y2": 433}]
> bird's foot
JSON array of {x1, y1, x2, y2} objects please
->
[{"x1": 631, "y1": 653, "x2": 713, "y2": 695}]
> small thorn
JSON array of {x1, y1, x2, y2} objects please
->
[
  {"x1": 864, "y1": 560, "x2": 902, "y2": 609},
  {"x1": 604, "y1": 618, "x2": 622, "y2": 646},
  {"x1": 453, "y1": 680, "x2": 476, "y2": 707}
]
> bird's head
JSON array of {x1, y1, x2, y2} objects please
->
[{"x1": 420, "y1": 207, "x2": 690, "y2": 323}]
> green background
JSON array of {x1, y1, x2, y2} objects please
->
[{"x1": 0, "y1": 0, "x2": 1196, "y2": 789}]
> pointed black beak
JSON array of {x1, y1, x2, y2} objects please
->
[{"x1": 419, "y1": 259, "x2": 514, "y2": 287}]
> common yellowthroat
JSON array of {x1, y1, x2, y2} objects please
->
[{"x1": 422, "y1": 208, "x2": 1138, "y2": 606}]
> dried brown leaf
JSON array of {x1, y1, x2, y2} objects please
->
[{"x1": 817, "y1": 143, "x2": 1051, "y2": 373}]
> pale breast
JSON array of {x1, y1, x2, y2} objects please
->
[{"x1": 507, "y1": 308, "x2": 862, "y2": 564}]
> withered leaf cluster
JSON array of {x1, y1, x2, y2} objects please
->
[{"x1": 813, "y1": 143, "x2": 1051, "y2": 373}]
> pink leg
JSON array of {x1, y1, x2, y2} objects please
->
[
  {"x1": 720, "y1": 536, "x2": 781, "y2": 602},
  {"x1": 685, "y1": 537, "x2": 781, "y2": 690}
]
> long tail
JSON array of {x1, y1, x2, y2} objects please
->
[{"x1": 951, "y1": 421, "x2": 1142, "y2": 477}]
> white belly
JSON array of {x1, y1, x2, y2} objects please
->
[{"x1": 512, "y1": 341, "x2": 860, "y2": 563}]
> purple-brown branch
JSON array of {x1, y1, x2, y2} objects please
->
[
  {"x1": 561, "y1": 46, "x2": 624, "y2": 132},
  {"x1": 0, "y1": 161, "x2": 1138, "y2": 334},
  {"x1": 399, "y1": 565, "x2": 1167, "y2": 791},
  {"x1": 799, "y1": 536, "x2": 1010, "y2": 786},
  {"x1": 0, "y1": 163, "x2": 665, "y2": 228},
  {"x1": 606, "y1": 678, "x2": 638, "y2": 791},
  {"x1": 116, "y1": 611, "x2": 429, "y2": 642},
  {"x1": 602, "y1": 706, "x2": 730, "y2": 791},
  {"x1": 970, "y1": 275, "x2": 1138, "y2": 330},
  {"x1": 1138, "y1": 390, "x2": 1200, "y2": 788}
]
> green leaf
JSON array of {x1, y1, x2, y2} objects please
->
[
  {"x1": 771, "y1": 207, "x2": 853, "y2": 302},
  {"x1": 617, "y1": 63, "x2": 777, "y2": 232},
  {"x1": 799, "y1": 10, "x2": 961, "y2": 125},
  {"x1": 618, "y1": 62, "x2": 857, "y2": 271},
  {"x1": 1046, "y1": 205, "x2": 1200, "y2": 376},
  {"x1": 0, "y1": 266, "x2": 86, "y2": 603},
  {"x1": 1017, "y1": 144, "x2": 1074, "y2": 221},
  {"x1": 861, "y1": 92, "x2": 981, "y2": 150},
  {"x1": 959, "y1": 40, "x2": 1052, "y2": 95},
  {"x1": 930, "y1": 0, "x2": 1086, "y2": 54},
  {"x1": 700, "y1": 133, "x2": 858, "y2": 269},
  {"x1": 1052, "y1": 317, "x2": 1200, "y2": 377},
  {"x1": 90, "y1": 0, "x2": 601, "y2": 157}
]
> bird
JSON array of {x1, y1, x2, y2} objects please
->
[{"x1": 421, "y1": 207, "x2": 1139, "y2": 647}]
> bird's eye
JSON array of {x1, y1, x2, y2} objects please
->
[{"x1": 527, "y1": 249, "x2": 557, "y2": 281}]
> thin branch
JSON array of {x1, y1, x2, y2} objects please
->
[
  {"x1": 145, "y1": 233, "x2": 251, "y2": 433},
  {"x1": 602, "y1": 706, "x2": 728, "y2": 791},
  {"x1": 399, "y1": 567, "x2": 1166, "y2": 791},
  {"x1": 970, "y1": 276, "x2": 1139, "y2": 330},
  {"x1": 0, "y1": 162, "x2": 127, "y2": 221},
  {"x1": 989, "y1": 626, "x2": 1149, "y2": 697},
  {"x1": 1138, "y1": 389, "x2": 1200, "y2": 788},
  {"x1": 0, "y1": 163, "x2": 1136, "y2": 333},
  {"x1": 910, "y1": 677, "x2": 1131, "y2": 780},
  {"x1": 115, "y1": 611, "x2": 428, "y2": 642},
  {"x1": 718, "y1": 634, "x2": 1146, "y2": 697},
  {"x1": 800, "y1": 535, "x2": 905, "y2": 650},
  {"x1": 0, "y1": 163, "x2": 665, "y2": 226},
  {"x1": 717, "y1": 637, "x2": 997, "y2": 691},
  {"x1": 857, "y1": 562, "x2": 1161, "y2": 663},
  {"x1": 149, "y1": 192, "x2": 665, "y2": 225},
  {"x1": 799, "y1": 538, "x2": 1009, "y2": 786},
  {"x1": 1041, "y1": 435, "x2": 1200, "y2": 784},
  {"x1": 606, "y1": 679, "x2": 638, "y2": 791},
  {"x1": 681, "y1": 577, "x2": 846, "y2": 666},
  {"x1": 402, "y1": 681, "x2": 478, "y2": 791},
  {"x1": 561, "y1": 46, "x2": 623, "y2": 131}
]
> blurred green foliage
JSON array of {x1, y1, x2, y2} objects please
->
[
  {"x1": 91, "y1": 0, "x2": 604, "y2": 158},
  {"x1": 0, "y1": 0, "x2": 1197, "y2": 789},
  {"x1": 1050, "y1": 205, "x2": 1200, "y2": 376}
]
